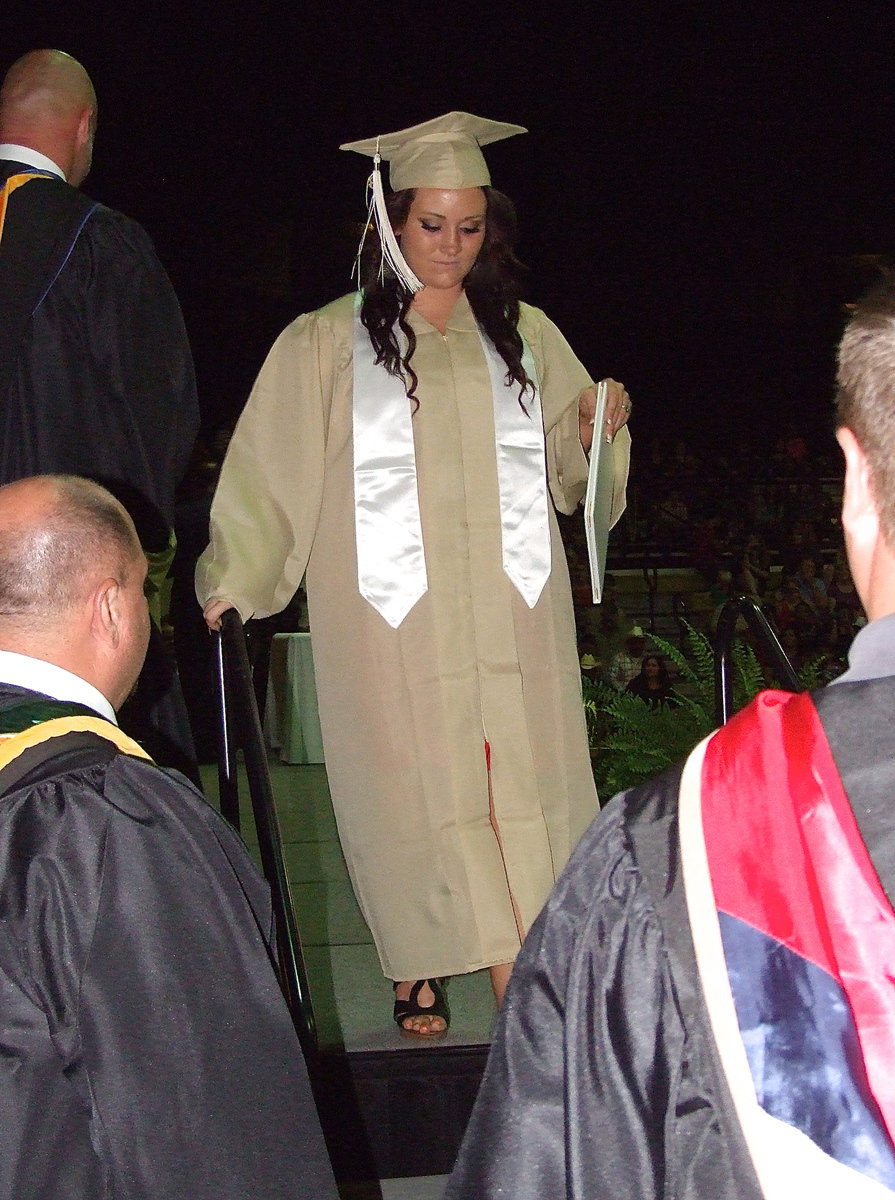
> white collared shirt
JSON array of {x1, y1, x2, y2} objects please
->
[
  {"x1": 0, "y1": 143, "x2": 66, "y2": 181},
  {"x1": 0, "y1": 650, "x2": 117, "y2": 723},
  {"x1": 833, "y1": 612, "x2": 895, "y2": 686}
]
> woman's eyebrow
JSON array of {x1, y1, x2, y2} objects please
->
[{"x1": 417, "y1": 210, "x2": 486, "y2": 221}]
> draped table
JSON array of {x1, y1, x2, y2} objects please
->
[{"x1": 263, "y1": 632, "x2": 325, "y2": 764}]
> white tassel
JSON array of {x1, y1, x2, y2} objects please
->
[{"x1": 353, "y1": 149, "x2": 423, "y2": 294}]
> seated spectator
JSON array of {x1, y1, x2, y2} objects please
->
[
  {"x1": 578, "y1": 572, "x2": 625, "y2": 644},
  {"x1": 791, "y1": 553, "x2": 830, "y2": 617},
  {"x1": 736, "y1": 531, "x2": 772, "y2": 599},
  {"x1": 693, "y1": 515, "x2": 733, "y2": 587},
  {"x1": 772, "y1": 574, "x2": 820, "y2": 639},
  {"x1": 652, "y1": 488, "x2": 690, "y2": 542},
  {"x1": 625, "y1": 653, "x2": 678, "y2": 707},
  {"x1": 578, "y1": 575, "x2": 626, "y2": 674},
  {"x1": 609, "y1": 626, "x2": 647, "y2": 690},
  {"x1": 578, "y1": 638, "x2": 602, "y2": 684},
  {"x1": 813, "y1": 617, "x2": 852, "y2": 680},
  {"x1": 827, "y1": 553, "x2": 864, "y2": 621},
  {"x1": 779, "y1": 516, "x2": 822, "y2": 573},
  {"x1": 779, "y1": 625, "x2": 804, "y2": 673},
  {"x1": 0, "y1": 475, "x2": 337, "y2": 1197},
  {"x1": 709, "y1": 568, "x2": 744, "y2": 634}
]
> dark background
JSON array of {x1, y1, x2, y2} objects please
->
[{"x1": 3, "y1": 1, "x2": 893, "y2": 453}]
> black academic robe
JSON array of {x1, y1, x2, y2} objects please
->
[
  {"x1": 445, "y1": 676, "x2": 895, "y2": 1200},
  {"x1": 0, "y1": 684, "x2": 338, "y2": 1200},
  {"x1": 0, "y1": 160, "x2": 198, "y2": 551},
  {"x1": 0, "y1": 160, "x2": 201, "y2": 776}
]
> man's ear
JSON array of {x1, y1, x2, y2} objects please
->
[
  {"x1": 92, "y1": 578, "x2": 121, "y2": 648},
  {"x1": 76, "y1": 106, "x2": 93, "y2": 147},
  {"x1": 837, "y1": 427, "x2": 879, "y2": 543}
]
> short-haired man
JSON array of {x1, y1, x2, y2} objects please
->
[
  {"x1": 0, "y1": 49, "x2": 200, "y2": 774},
  {"x1": 446, "y1": 282, "x2": 895, "y2": 1198},
  {"x1": 0, "y1": 476, "x2": 336, "y2": 1198}
]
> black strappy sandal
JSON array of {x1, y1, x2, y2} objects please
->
[{"x1": 392, "y1": 978, "x2": 450, "y2": 1035}]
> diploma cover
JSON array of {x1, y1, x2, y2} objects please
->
[{"x1": 583, "y1": 380, "x2": 612, "y2": 603}]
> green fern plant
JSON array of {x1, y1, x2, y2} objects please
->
[
  {"x1": 585, "y1": 622, "x2": 814, "y2": 798},
  {"x1": 584, "y1": 679, "x2": 707, "y2": 796}
]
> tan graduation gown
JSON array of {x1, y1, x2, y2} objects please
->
[{"x1": 196, "y1": 291, "x2": 630, "y2": 979}]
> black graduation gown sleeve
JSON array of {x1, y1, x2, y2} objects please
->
[
  {"x1": 0, "y1": 753, "x2": 337, "y2": 1200},
  {"x1": 445, "y1": 771, "x2": 762, "y2": 1200},
  {"x1": 4, "y1": 197, "x2": 198, "y2": 550}
]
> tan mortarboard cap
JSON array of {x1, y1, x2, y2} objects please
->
[{"x1": 341, "y1": 111, "x2": 526, "y2": 191}]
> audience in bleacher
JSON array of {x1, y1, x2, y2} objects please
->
[
  {"x1": 624, "y1": 654, "x2": 679, "y2": 708},
  {"x1": 607, "y1": 627, "x2": 647, "y2": 691},
  {"x1": 564, "y1": 430, "x2": 854, "y2": 684}
]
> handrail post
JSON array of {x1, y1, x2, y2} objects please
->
[
  {"x1": 214, "y1": 629, "x2": 240, "y2": 832},
  {"x1": 217, "y1": 611, "x2": 318, "y2": 1059},
  {"x1": 642, "y1": 560, "x2": 659, "y2": 634},
  {"x1": 713, "y1": 594, "x2": 803, "y2": 725},
  {"x1": 712, "y1": 602, "x2": 737, "y2": 726}
]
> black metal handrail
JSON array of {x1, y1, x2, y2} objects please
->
[
  {"x1": 641, "y1": 561, "x2": 659, "y2": 634},
  {"x1": 713, "y1": 594, "x2": 803, "y2": 725},
  {"x1": 214, "y1": 610, "x2": 317, "y2": 1059}
]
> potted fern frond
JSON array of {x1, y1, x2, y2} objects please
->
[{"x1": 585, "y1": 623, "x2": 824, "y2": 798}]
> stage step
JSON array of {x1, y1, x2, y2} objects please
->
[
  {"x1": 200, "y1": 759, "x2": 493, "y2": 1184},
  {"x1": 317, "y1": 1044, "x2": 488, "y2": 1183},
  {"x1": 340, "y1": 1175, "x2": 448, "y2": 1199}
]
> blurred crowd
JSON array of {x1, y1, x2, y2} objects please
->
[{"x1": 564, "y1": 427, "x2": 858, "y2": 699}]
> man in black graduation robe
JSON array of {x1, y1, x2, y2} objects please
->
[
  {"x1": 445, "y1": 282, "x2": 895, "y2": 1198},
  {"x1": 0, "y1": 474, "x2": 337, "y2": 1199},
  {"x1": 0, "y1": 49, "x2": 199, "y2": 775}
]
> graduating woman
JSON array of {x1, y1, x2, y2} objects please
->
[{"x1": 197, "y1": 113, "x2": 632, "y2": 1033}]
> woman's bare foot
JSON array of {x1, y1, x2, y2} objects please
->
[{"x1": 393, "y1": 979, "x2": 448, "y2": 1035}]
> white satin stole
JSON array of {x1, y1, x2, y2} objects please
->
[{"x1": 352, "y1": 303, "x2": 551, "y2": 628}]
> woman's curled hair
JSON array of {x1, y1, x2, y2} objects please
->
[{"x1": 359, "y1": 187, "x2": 532, "y2": 406}]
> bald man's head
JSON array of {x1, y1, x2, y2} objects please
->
[
  {"x1": 0, "y1": 476, "x2": 150, "y2": 708},
  {"x1": 0, "y1": 476, "x2": 141, "y2": 627},
  {"x1": 0, "y1": 50, "x2": 97, "y2": 185}
]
